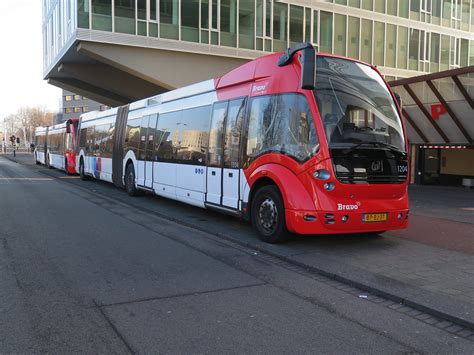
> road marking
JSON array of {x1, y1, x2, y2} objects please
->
[
  {"x1": 59, "y1": 176, "x2": 80, "y2": 179},
  {"x1": 460, "y1": 207, "x2": 474, "y2": 211},
  {"x1": 0, "y1": 177, "x2": 54, "y2": 180}
]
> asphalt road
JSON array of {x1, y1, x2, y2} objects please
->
[{"x1": 0, "y1": 156, "x2": 472, "y2": 353}]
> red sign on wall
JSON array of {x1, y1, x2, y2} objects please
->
[{"x1": 431, "y1": 104, "x2": 446, "y2": 120}]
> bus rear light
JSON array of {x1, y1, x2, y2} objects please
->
[
  {"x1": 323, "y1": 182, "x2": 335, "y2": 191},
  {"x1": 313, "y1": 169, "x2": 331, "y2": 180}
]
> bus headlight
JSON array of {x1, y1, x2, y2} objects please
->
[
  {"x1": 323, "y1": 182, "x2": 335, "y2": 191},
  {"x1": 314, "y1": 169, "x2": 331, "y2": 180}
]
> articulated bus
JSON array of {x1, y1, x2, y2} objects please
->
[
  {"x1": 34, "y1": 118, "x2": 79, "y2": 174},
  {"x1": 76, "y1": 43, "x2": 409, "y2": 243}
]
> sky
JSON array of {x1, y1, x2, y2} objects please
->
[{"x1": 0, "y1": 0, "x2": 61, "y2": 120}]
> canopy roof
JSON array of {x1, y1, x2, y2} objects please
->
[{"x1": 389, "y1": 66, "x2": 474, "y2": 145}]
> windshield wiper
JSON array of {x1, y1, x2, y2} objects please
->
[{"x1": 342, "y1": 141, "x2": 405, "y2": 155}]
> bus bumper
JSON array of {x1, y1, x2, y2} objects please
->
[{"x1": 285, "y1": 209, "x2": 409, "y2": 235}]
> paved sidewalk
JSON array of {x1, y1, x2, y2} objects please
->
[{"x1": 5, "y1": 153, "x2": 474, "y2": 328}]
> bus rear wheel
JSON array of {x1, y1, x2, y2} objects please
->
[
  {"x1": 125, "y1": 164, "x2": 139, "y2": 197},
  {"x1": 251, "y1": 185, "x2": 289, "y2": 243},
  {"x1": 79, "y1": 159, "x2": 89, "y2": 181}
]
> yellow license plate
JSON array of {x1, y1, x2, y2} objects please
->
[{"x1": 363, "y1": 213, "x2": 388, "y2": 223}]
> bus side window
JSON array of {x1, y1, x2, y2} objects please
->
[
  {"x1": 208, "y1": 101, "x2": 228, "y2": 167},
  {"x1": 224, "y1": 98, "x2": 246, "y2": 169}
]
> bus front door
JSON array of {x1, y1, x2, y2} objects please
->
[{"x1": 206, "y1": 99, "x2": 245, "y2": 210}]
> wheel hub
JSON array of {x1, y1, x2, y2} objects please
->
[{"x1": 259, "y1": 198, "x2": 278, "y2": 232}]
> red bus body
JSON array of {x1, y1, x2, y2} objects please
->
[{"x1": 213, "y1": 52, "x2": 409, "y2": 235}]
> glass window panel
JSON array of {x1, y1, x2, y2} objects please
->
[
  {"x1": 430, "y1": 33, "x2": 440, "y2": 72},
  {"x1": 399, "y1": 0, "x2": 409, "y2": 18},
  {"x1": 334, "y1": 14, "x2": 346, "y2": 56},
  {"x1": 374, "y1": 0, "x2": 385, "y2": 13},
  {"x1": 385, "y1": 24, "x2": 396, "y2": 68},
  {"x1": 398, "y1": 26, "x2": 408, "y2": 69},
  {"x1": 362, "y1": 0, "x2": 373, "y2": 10},
  {"x1": 78, "y1": 0, "x2": 90, "y2": 28},
  {"x1": 432, "y1": 0, "x2": 441, "y2": 25},
  {"x1": 409, "y1": 29, "x2": 420, "y2": 71},
  {"x1": 137, "y1": 20, "x2": 147, "y2": 36},
  {"x1": 265, "y1": 0, "x2": 272, "y2": 37},
  {"x1": 387, "y1": 0, "x2": 397, "y2": 15},
  {"x1": 273, "y1": 2, "x2": 288, "y2": 52},
  {"x1": 115, "y1": 0, "x2": 136, "y2": 34},
  {"x1": 137, "y1": 0, "x2": 146, "y2": 20},
  {"x1": 461, "y1": 0, "x2": 469, "y2": 31},
  {"x1": 160, "y1": 0, "x2": 179, "y2": 39},
  {"x1": 472, "y1": 1, "x2": 474, "y2": 32},
  {"x1": 410, "y1": 0, "x2": 420, "y2": 20},
  {"x1": 460, "y1": 39, "x2": 469, "y2": 67},
  {"x1": 211, "y1": 0, "x2": 218, "y2": 29},
  {"x1": 305, "y1": 8, "x2": 311, "y2": 43},
  {"x1": 92, "y1": 0, "x2": 112, "y2": 31},
  {"x1": 181, "y1": 0, "x2": 199, "y2": 42},
  {"x1": 239, "y1": 0, "x2": 255, "y2": 49},
  {"x1": 289, "y1": 5, "x2": 304, "y2": 45},
  {"x1": 347, "y1": 17, "x2": 359, "y2": 60},
  {"x1": 156, "y1": 106, "x2": 211, "y2": 164},
  {"x1": 245, "y1": 94, "x2": 318, "y2": 166},
  {"x1": 440, "y1": 35, "x2": 450, "y2": 70},
  {"x1": 201, "y1": 0, "x2": 209, "y2": 29},
  {"x1": 221, "y1": 0, "x2": 237, "y2": 47},
  {"x1": 150, "y1": 0, "x2": 157, "y2": 20},
  {"x1": 471, "y1": 41, "x2": 474, "y2": 65},
  {"x1": 360, "y1": 19, "x2": 372, "y2": 63},
  {"x1": 335, "y1": 0, "x2": 347, "y2": 5},
  {"x1": 224, "y1": 99, "x2": 246, "y2": 168},
  {"x1": 312, "y1": 10, "x2": 318, "y2": 45},
  {"x1": 349, "y1": 0, "x2": 361, "y2": 7},
  {"x1": 256, "y1": 0, "x2": 263, "y2": 37},
  {"x1": 149, "y1": 22, "x2": 158, "y2": 37},
  {"x1": 373, "y1": 21, "x2": 384, "y2": 66},
  {"x1": 442, "y1": 0, "x2": 451, "y2": 26},
  {"x1": 320, "y1": 11, "x2": 333, "y2": 54},
  {"x1": 208, "y1": 102, "x2": 227, "y2": 167}
]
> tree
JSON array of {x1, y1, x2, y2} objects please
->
[{"x1": 2, "y1": 106, "x2": 53, "y2": 146}]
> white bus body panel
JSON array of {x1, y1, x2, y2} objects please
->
[
  {"x1": 100, "y1": 158, "x2": 113, "y2": 182},
  {"x1": 36, "y1": 151, "x2": 45, "y2": 165},
  {"x1": 206, "y1": 167, "x2": 221, "y2": 205},
  {"x1": 137, "y1": 160, "x2": 146, "y2": 186},
  {"x1": 222, "y1": 168, "x2": 240, "y2": 209},
  {"x1": 50, "y1": 153, "x2": 64, "y2": 170}
]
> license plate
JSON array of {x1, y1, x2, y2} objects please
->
[{"x1": 363, "y1": 213, "x2": 388, "y2": 223}]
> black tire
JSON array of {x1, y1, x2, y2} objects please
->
[
  {"x1": 79, "y1": 158, "x2": 89, "y2": 181},
  {"x1": 251, "y1": 185, "x2": 289, "y2": 243},
  {"x1": 125, "y1": 163, "x2": 139, "y2": 196}
]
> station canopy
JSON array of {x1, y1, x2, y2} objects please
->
[{"x1": 389, "y1": 66, "x2": 473, "y2": 146}]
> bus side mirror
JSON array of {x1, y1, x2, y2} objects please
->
[
  {"x1": 278, "y1": 42, "x2": 315, "y2": 91},
  {"x1": 66, "y1": 120, "x2": 71, "y2": 134},
  {"x1": 394, "y1": 92, "x2": 402, "y2": 109},
  {"x1": 300, "y1": 47, "x2": 315, "y2": 90}
]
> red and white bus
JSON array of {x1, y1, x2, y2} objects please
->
[
  {"x1": 76, "y1": 43, "x2": 409, "y2": 242},
  {"x1": 34, "y1": 118, "x2": 79, "y2": 174}
]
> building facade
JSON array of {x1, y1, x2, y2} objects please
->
[
  {"x1": 43, "y1": 0, "x2": 474, "y2": 105},
  {"x1": 43, "y1": 1, "x2": 473, "y2": 186}
]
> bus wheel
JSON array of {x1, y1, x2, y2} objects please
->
[
  {"x1": 251, "y1": 185, "x2": 289, "y2": 243},
  {"x1": 125, "y1": 164, "x2": 138, "y2": 197},
  {"x1": 79, "y1": 159, "x2": 89, "y2": 181}
]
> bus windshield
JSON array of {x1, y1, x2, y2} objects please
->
[{"x1": 314, "y1": 56, "x2": 406, "y2": 153}]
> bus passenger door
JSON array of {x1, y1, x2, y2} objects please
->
[
  {"x1": 137, "y1": 115, "x2": 149, "y2": 187},
  {"x1": 206, "y1": 102, "x2": 227, "y2": 205},
  {"x1": 206, "y1": 99, "x2": 246, "y2": 210},
  {"x1": 145, "y1": 114, "x2": 158, "y2": 188},
  {"x1": 222, "y1": 98, "x2": 245, "y2": 209}
]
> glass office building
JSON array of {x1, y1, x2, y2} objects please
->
[{"x1": 43, "y1": 0, "x2": 473, "y2": 85}]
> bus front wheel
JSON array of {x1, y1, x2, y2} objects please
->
[
  {"x1": 125, "y1": 164, "x2": 139, "y2": 197},
  {"x1": 251, "y1": 185, "x2": 289, "y2": 243}
]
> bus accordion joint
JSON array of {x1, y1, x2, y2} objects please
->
[{"x1": 277, "y1": 42, "x2": 315, "y2": 91}]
